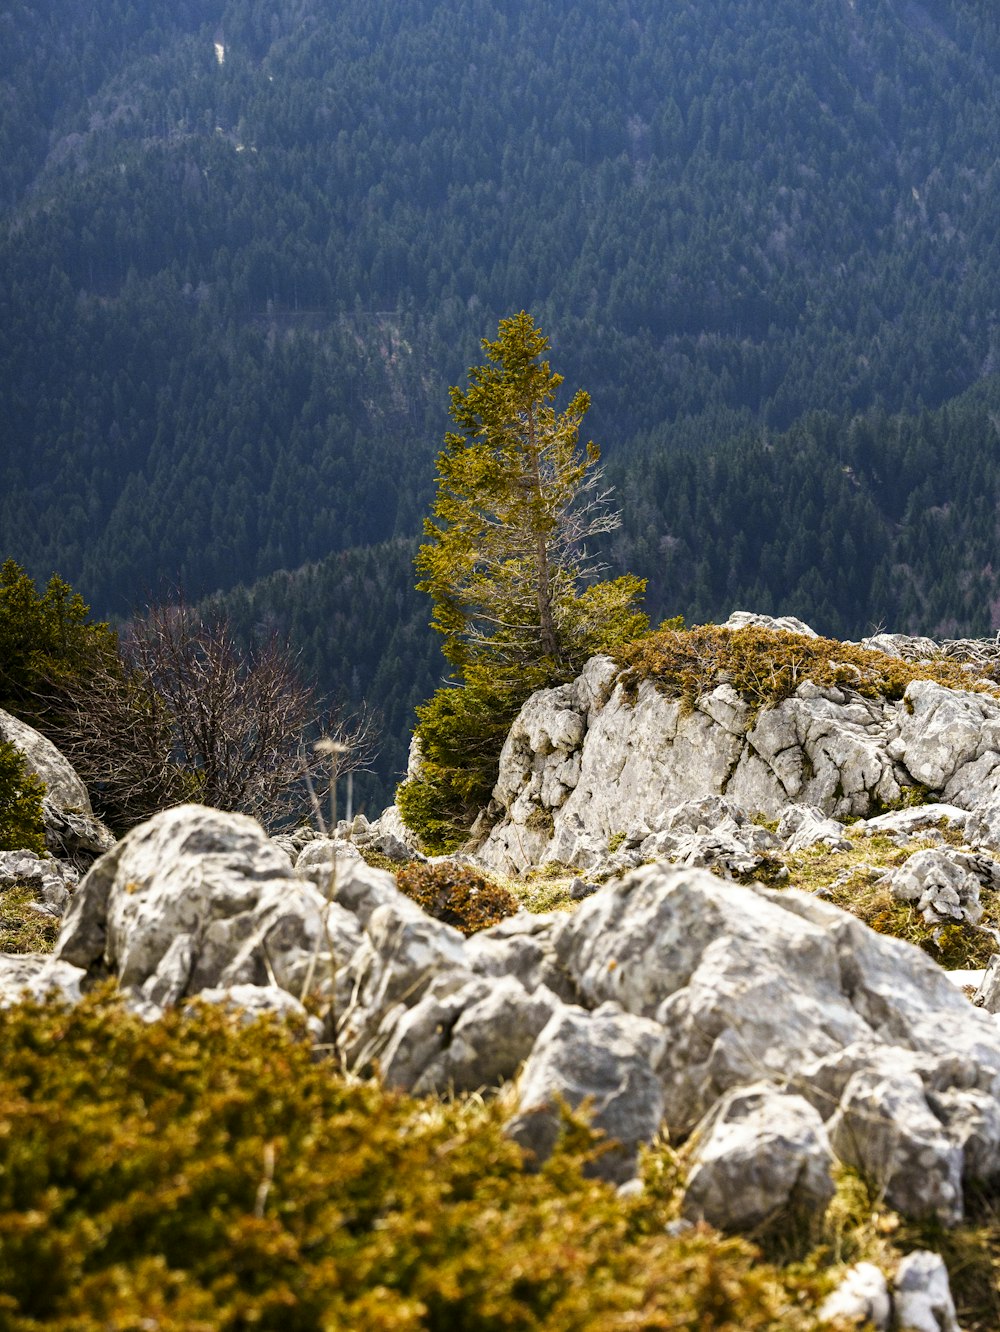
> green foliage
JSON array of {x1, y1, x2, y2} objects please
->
[
  {"x1": 395, "y1": 862, "x2": 518, "y2": 936},
  {"x1": 402, "y1": 316, "x2": 647, "y2": 851},
  {"x1": 617, "y1": 622, "x2": 1000, "y2": 714},
  {"x1": 0, "y1": 559, "x2": 116, "y2": 728},
  {"x1": 416, "y1": 313, "x2": 647, "y2": 681},
  {"x1": 0, "y1": 739, "x2": 46, "y2": 855},
  {"x1": 0, "y1": 991, "x2": 821, "y2": 1330},
  {"x1": 396, "y1": 667, "x2": 522, "y2": 853}
]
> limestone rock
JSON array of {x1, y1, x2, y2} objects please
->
[
  {"x1": 827, "y1": 1055, "x2": 965, "y2": 1224},
  {"x1": 0, "y1": 706, "x2": 91, "y2": 814},
  {"x1": 293, "y1": 835, "x2": 365, "y2": 889},
  {"x1": 818, "y1": 1262, "x2": 891, "y2": 1330},
  {"x1": 973, "y1": 954, "x2": 1000, "y2": 1013},
  {"x1": 506, "y1": 1003, "x2": 667, "y2": 1184},
  {"x1": 53, "y1": 805, "x2": 358, "y2": 1005},
  {"x1": 882, "y1": 848, "x2": 1000, "y2": 927},
  {"x1": 721, "y1": 610, "x2": 819, "y2": 637},
  {"x1": 777, "y1": 803, "x2": 851, "y2": 853},
  {"x1": 380, "y1": 974, "x2": 562, "y2": 1095},
  {"x1": 855, "y1": 804, "x2": 968, "y2": 840},
  {"x1": 187, "y1": 983, "x2": 323, "y2": 1038},
  {"x1": 463, "y1": 910, "x2": 577, "y2": 1000},
  {"x1": 551, "y1": 866, "x2": 871, "y2": 1131},
  {"x1": 681, "y1": 1083, "x2": 836, "y2": 1232},
  {"x1": 963, "y1": 798, "x2": 1000, "y2": 854},
  {"x1": 0, "y1": 850, "x2": 78, "y2": 914},
  {"x1": 890, "y1": 680, "x2": 1000, "y2": 804},
  {"x1": 337, "y1": 896, "x2": 467, "y2": 1068},
  {"x1": 893, "y1": 1250, "x2": 961, "y2": 1332},
  {"x1": 41, "y1": 797, "x2": 115, "y2": 860},
  {"x1": 861, "y1": 632, "x2": 939, "y2": 662},
  {"x1": 0, "y1": 707, "x2": 114, "y2": 860},
  {"x1": 0, "y1": 954, "x2": 85, "y2": 1007}
]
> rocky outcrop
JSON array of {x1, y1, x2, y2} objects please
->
[
  {"x1": 6, "y1": 803, "x2": 995, "y2": 1239},
  {"x1": 474, "y1": 623, "x2": 1000, "y2": 875}
]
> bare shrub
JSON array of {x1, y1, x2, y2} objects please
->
[{"x1": 57, "y1": 602, "x2": 375, "y2": 833}]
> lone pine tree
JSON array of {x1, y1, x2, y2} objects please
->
[{"x1": 400, "y1": 313, "x2": 646, "y2": 850}]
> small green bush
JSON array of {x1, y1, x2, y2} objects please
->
[
  {"x1": 0, "y1": 558, "x2": 116, "y2": 729},
  {"x1": 396, "y1": 669, "x2": 524, "y2": 853},
  {"x1": 0, "y1": 738, "x2": 46, "y2": 854},
  {"x1": 395, "y1": 861, "x2": 519, "y2": 935},
  {"x1": 0, "y1": 992, "x2": 821, "y2": 1330}
]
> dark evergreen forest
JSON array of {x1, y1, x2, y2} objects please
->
[{"x1": 2, "y1": 0, "x2": 1000, "y2": 805}]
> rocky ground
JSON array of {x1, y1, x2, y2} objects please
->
[{"x1": 5, "y1": 613, "x2": 1000, "y2": 1329}]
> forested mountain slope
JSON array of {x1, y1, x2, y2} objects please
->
[{"x1": 3, "y1": 0, "x2": 1000, "y2": 799}]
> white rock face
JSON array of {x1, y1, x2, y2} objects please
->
[{"x1": 476, "y1": 641, "x2": 1000, "y2": 875}]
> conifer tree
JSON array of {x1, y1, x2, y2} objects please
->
[
  {"x1": 400, "y1": 313, "x2": 646, "y2": 850},
  {"x1": 416, "y1": 310, "x2": 645, "y2": 686}
]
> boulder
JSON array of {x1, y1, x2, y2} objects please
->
[
  {"x1": 0, "y1": 706, "x2": 91, "y2": 814},
  {"x1": 463, "y1": 910, "x2": 577, "y2": 1001},
  {"x1": 827, "y1": 1055, "x2": 965, "y2": 1224},
  {"x1": 855, "y1": 804, "x2": 968, "y2": 840},
  {"x1": 53, "y1": 805, "x2": 366, "y2": 1009},
  {"x1": 722, "y1": 610, "x2": 819, "y2": 637},
  {"x1": 973, "y1": 954, "x2": 1000, "y2": 1013},
  {"x1": 0, "y1": 707, "x2": 114, "y2": 859},
  {"x1": 187, "y1": 983, "x2": 323, "y2": 1039},
  {"x1": 41, "y1": 797, "x2": 115, "y2": 860},
  {"x1": 0, "y1": 953, "x2": 85, "y2": 1007},
  {"x1": 0, "y1": 849, "x2": 78, "y2": 914},
  {"x1": 888, "y1": 679, "x2": 1000, "y2": 805},
  {"x1": 380, "y1": 973, "x2": 562, "y2": 1094},
  {"x1": 777, "y1": 803, "x2": 851, "y2": 853},
  {"x1": 893, "y1": 1250, "x2": 961, "y2": 1332},
  {"x1": 506, "y1": 1003, "x2": 667, "y2": 1184},
  {"x1": 540, "y1": 864, "x2": 1000, "y2": 1223},
  {"x1": 551, "y1": 866, "x2": 872, "y2": 1130},
  {"x1": 337, "y1": 895, "x2": 467, "y2": 1068},
  {"x1": 882, "y1": 847, "x2": 1000, "y2": 927},
  {"x1": 817, "y1": 1262, "x2": 891, "y2": 1330},
  {"x1": 963, "y1": 797, "x2": 1000, "y2": 854},
  {"x1": 476, "y1": 630, "x2": 1000, "y2": 871},
  {"x1": 681, "y1": 1083, "x2": 836, "y2": 1232}
]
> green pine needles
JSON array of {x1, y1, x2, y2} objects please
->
[
  {"x1": 398, "y1": 313, "x2": 646, "y2": 851},
  {"x1": 0, "y1": 739, "x2": 46, "y2": 854}
]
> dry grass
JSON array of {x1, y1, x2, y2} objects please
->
[
  {"x1": 616, "y1": 622, "x2": 1000, "y2": 714},
  {"x1": 0, "y1": 882, "x2": 61, "y2": 953}
]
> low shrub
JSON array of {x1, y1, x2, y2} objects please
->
[
  {"x1": 0, "y1": 738, "x2": 46, "y2": 854},
  {"x1": 0, "y1": 992, "x2": 822, "y2": 1330},
  {"x1": 395, "y1": 861, "x2": 519, "y2": 935}
]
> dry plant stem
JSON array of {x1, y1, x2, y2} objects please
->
[
  {"x1": 252, "y1": 1141, "x2": 276, "y2": 1219},
  {"x1": 300, "y1": 740, "x2": 349, "y2": 1070}
]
